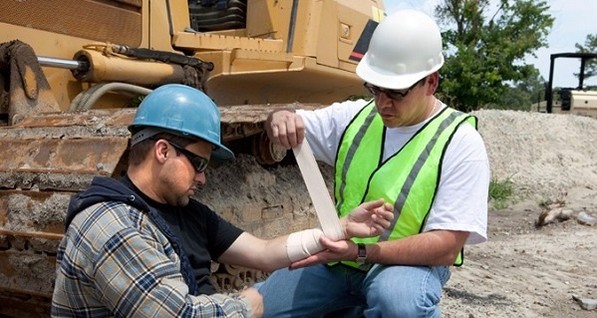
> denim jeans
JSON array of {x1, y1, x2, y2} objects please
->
[{"x1": 254, "y1": 263, "x2": 451, "y2": 318}]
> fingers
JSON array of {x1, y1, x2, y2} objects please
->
[
  {"x1": 384, "y1": 202, "x2": 393, "y2": 212},
  {"x1": 359, "y1": 198, "x2": 385, "y2": 211},
  {"x1": 289, "y1": 237, "x2": 352, "y2": 269},
  {"x1": 240, "y1": 288, "x2": 263, "y2": 317},
  {"x1": 375, "y1": 202, "x2": 394, "y2": 221},
  {"x1": 265, "y1": 109, "x2": 305, "y2": 148},
  {"x1": 289, "y1": 255, "x2": 320, "y2": 269}
]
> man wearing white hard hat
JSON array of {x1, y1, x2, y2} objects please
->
[{"x1": 258, "y1": 9, "x2": 489, "y2": 317}]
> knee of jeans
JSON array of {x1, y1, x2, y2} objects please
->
[
  {"x1": 366, "y1": 271, "x2": 443, "y2": 317},
  {"x1": 367, "y1": 290, "x2": 441, "y2": 318}
]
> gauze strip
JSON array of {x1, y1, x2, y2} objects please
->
[
  {"x1": 286, "y1": 228, "x2": 324, "y2": 262},
  {"x1": 293, "y1": 139, "x2": 344, "y2": 240}
]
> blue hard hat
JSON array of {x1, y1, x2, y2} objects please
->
[{"x1": 128, "y1": 84, "x2": 234, "y2": 160}]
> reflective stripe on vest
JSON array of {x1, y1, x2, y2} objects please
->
[{"x1": 334, "y1": 101, "x2": 477, "y2": 269}]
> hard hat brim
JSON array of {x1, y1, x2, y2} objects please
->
[
  {"x1": 356, "y1": 53, "x2": 444, "y2": 90},
  {"x1": 212, "y1": 144, "x2": 235, "y2": 161}
]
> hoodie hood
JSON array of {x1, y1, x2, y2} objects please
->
[
  {"x1": 64, "y1": 176, "x2": 200, "y2": 295},
  {"x1": 65, "y1": 176, "x2": 150, "y2": 229}
]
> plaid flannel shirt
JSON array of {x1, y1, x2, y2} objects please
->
[{"x1": 51, "y1": 200, "x2": 252, "y2": 317}]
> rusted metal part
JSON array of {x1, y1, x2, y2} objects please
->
[
  {"x1": 0, "y1": 230, "x2": 63, "y2": 241},
  {"x1": 0, "y1": 40, "x2": 60, "y2": 125},
  {"x1": 210, "y1": 265, "x2": 269, "y2": 292},
  {"x1": 0, "y1": 110, "x2": 131, "y2": 316},
  {"x1": 0, "y1": 138, "x2": 129, "y2": 174},
  {"x1": 5, "y1": 108, "x2": 136, "y2": 129},
  {"x1": 252, "y1": 131, "x2": 287, "y2": 165},
  {"x1": 0, "y1": 287, "x2": 51, "y2": 318},
  {"x1": 219, "y1": 102, "x2": 321, "y2": 125}
]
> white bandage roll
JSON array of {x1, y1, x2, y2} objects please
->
[
  {"x1": 286, "y1": 228, "x2": 325, "y2": 262},
  {"x1": 293, "y1": 140, "x2": 345, "y2": 241}
]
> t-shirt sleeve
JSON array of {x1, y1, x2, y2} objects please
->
[
  {"x1": 424, "y1": 123, "x2": 490, "y2": 244},
  {"x1": 199, "y1": 202, "x2": 244, "y2": 260}
]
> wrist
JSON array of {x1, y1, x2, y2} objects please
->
[
  {"x1": 355, "y1": 243, "x2": 367, "y2": 265},
  {"x1": 340, "y1": 218, "x2": 349, "y2": 238}
]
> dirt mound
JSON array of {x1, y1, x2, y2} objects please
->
[{"x1": 474, "y1": 110, "x2": 597, "y2": 202}]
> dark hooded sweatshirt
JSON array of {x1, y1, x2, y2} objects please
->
[{"x1": 65, "y1": 176, "x2": 243, "y2": 295}]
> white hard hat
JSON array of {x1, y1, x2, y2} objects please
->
[{"x1": 356, "y1": 9, "x2": 444, "y2": 89}]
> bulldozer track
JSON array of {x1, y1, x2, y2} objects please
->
[{"x1": 0, "y1": 103, "x2": 321, "y2": 316}]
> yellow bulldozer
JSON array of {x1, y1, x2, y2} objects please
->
[{"x1": 0, "y1": 0, "x2": 384, "y2": 316}]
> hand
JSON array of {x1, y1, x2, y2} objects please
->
[
  {"x1": 288, "y1": 236, "x2": 355, "y2": 269},
  {"x1": 265, "y1": 109, "x2": 305, "y2": 148},
  {"x1": 240, "y1": 287, "x2": 263, "y2": 318},
  {"x1": 341, "y1": 199, "x2": 393, "y2": 238}
]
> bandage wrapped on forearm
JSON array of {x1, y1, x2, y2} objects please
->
[{"x1": 286, "y1": 228, "x2": 325, "y2": 262}]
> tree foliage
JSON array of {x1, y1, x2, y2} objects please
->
[
  {"x1": 495, "y1": 68, "x2": 544, "y2": 111},
  {"x1": 575, "y1": 34, "x2": 597, "y2": 80},
  {"x1": 435, "y1": 0, "x2": 554, "y2": 111}
]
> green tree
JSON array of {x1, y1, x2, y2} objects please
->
[
  {"x1": 575, "y1": 34, "x2": 597, "y2": 80},
  {"x1": 435, "y1": 0, "x2": 554, "y2": 111},
  {"x1": 494, "y1": 68, "x2": 545, "y2": 111}
]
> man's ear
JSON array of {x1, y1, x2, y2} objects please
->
[
  {"x1": 426, "y1": 72, "x2": 439, "y2": 94},
  {"x1": 154, "y1": 139, "x2": 169, "y2": 163}
]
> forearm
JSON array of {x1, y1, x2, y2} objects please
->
[
  {"x1": 221, "y1": 230, "x2": 325, "y2": 272},
  {"x1": 263, "y1": 229, "x2": 326, "y2": 271},
  {"x1": 260, "y1": 234, "x2": 295, "y2": 271},
  {"x1": 365, "y1": 230, "x2": 469, "y2": 266}
]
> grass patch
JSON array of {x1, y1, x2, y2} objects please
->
[{"x1": 489, "y1": 177, "x2": 513, "y2": 209}]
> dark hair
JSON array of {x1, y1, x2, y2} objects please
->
[{"x1": 128, "y1": 131, "x2": 193, "y2": 166}]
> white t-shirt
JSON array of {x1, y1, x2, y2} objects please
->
[{"x1": 297, "y1": 99, "x2": 489, "y2": 244}]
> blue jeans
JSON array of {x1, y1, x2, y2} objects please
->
[{"x1": 254, "y1": 264, "x2": 451, "y2": 318}]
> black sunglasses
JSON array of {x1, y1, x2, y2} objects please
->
[
  {"x1": 167, "y1": 140, "x2": 210, "y2": 173},
  {"x1": 363, "y1": 77, "x2": 426, "y2": 100}
]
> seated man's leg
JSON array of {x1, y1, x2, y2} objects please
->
[
  {"x1": 255, "y1": 264, "x2": 366, "y2": 318},
  {"x1": 362, "y1": 264, "x2": 451, "y2": 318}
]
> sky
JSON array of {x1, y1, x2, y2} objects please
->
[{"x1": 383, "y1": 0, "x2": 597, "y2": 88}]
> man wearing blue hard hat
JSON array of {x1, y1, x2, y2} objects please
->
[{"x1": 51, "y1": 84, "x2": 394, "y2": 317}]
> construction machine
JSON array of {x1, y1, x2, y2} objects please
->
[
  {"x1": 0, "y1": 0, "x2": 384, "y2": 316},
  {"x1": 542, "y1": 52, "x2": 597, "y2": 118}
]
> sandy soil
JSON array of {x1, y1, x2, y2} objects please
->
[
  {"x1": 441, "y1": 110, "x2": 597, "y2": 317},
  {"x1": 442, "y1": 198, "x2": 597, "y2": 317}
]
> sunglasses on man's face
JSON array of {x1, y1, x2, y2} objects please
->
[
  {"x1": 167, "y1": 141, "x2": 210, "y2": 173},
  {"x1": 363, "y1": 77, "x2": 426, "y2": 100}
]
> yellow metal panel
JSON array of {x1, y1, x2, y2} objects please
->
[
  {"x1": 291, "y1": 0, "x2": 322, "y2": 57},
  {"x1": 148, "y1": 1, "x2": 177, "y2": 51},
  {"x1": 246, "y1": 0, "x2": 276, "y2": 38},
  {"x1": 0, "y1": 0, "x2": 142, "y2": 47},
  {"x1": 315, "y1": 1, "x2": 340, "y2": 68},
  {"x1": 173, "y1": 32, "x2": 285, "y2": 52}
]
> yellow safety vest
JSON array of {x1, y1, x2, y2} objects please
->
[{"x1": 334, "y1": 101, "x2": 477, "y2": 269}]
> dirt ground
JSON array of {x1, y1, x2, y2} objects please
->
[
  {"x1": 440, "y1": 110, "x2": 597, "y2": 317},
  {"x1": 442, "y1": 196, "x2": 597, "y2": 317}
]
